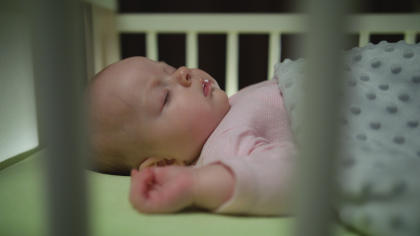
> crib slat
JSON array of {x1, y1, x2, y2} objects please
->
[
  {"x1": 226, "y1": 32, "x2": 239, "y2": 96},
  {"x1": 186, "y1": 31, "x2": 198, "y2": 68},
  {"x1": 404, "y1": 31, "x2": 416, "y2": 44},
  {"x1": 268, "y1": 32, "x2": 281, "y2": 80},
  {"x1": 358, "y1": 30, "x2": 370, "y2": 47},
  {"x1": 295, "y1": 0, "x2": 348, "y2": 235},
  {"x1": 146, "y1": 31, "x2": 158, "y2": 61},
  {"x1": 32, "y1": 1, "x2": 88, "y2": 236},
  {"x1": 117, "y1": 14, "x2": 306, "y2": 33}
]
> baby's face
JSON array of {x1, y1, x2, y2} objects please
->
[{"x1": 99, "y1": 57, "x2": 230, "y2": 170}]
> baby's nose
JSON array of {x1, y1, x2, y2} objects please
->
[{"x1": 174, "y1": 66, "x2": 192, "y2": 87}]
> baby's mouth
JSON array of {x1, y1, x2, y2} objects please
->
[{"x1": 202, "y1": 79, "x2": 212, "y2": 97}]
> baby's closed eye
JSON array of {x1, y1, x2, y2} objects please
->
[{"x1": 163, "y1": 90, "x2": 170, "y2": 105}]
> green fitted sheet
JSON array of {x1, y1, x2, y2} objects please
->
[{"x1": 0, "y1": 150, "x2": 357, "y2": 236}]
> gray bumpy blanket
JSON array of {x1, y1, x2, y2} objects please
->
[{"x1": 274, "y1": 41, "x2": 420, "y2": 236}]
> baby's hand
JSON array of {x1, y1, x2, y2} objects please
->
[{"x1": 129, "y1": 166, "x2": 195, "y2": 214}]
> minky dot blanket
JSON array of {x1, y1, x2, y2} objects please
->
[{"x1": 274, "y1": 41, "x2": 420, "y2": 236}]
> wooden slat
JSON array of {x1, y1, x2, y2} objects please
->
[
  {"x1": 117, "y1": 14, "x2": 306, "y2": 33},
  {"x1": 146, "y1": 31, "x2": 158, "y2": 61},
  {"x1": 117, "y1": 14, "x2": 420, "y2": 34},
  {"x1": 358, "y1": 30, "x2": 370, "y2": 47},
  {"x1": 404, "y1": 30, "x2": 416, "y2": 44},
  {"x1": 225, "y1": 32, "x2": 239, "y2": 96},
  {"x1": 268, "y1": 31, "x2": 281, "y2": 80},
  {"x1": 349, "y1": 14, "x2": 420, "y2": 33},
  {"x1": 91, "y1": 4, "x2": 120, "y2": 73},
  {"x1": 295, "y1": 0, "x2": 348, "y2": 234},
  {"x1": 186, "y1": 31, "x2": 198, "y2": 68}
]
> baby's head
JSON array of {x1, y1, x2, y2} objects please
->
[{"x1": 88, "y1": 57, "x2": 230, "y2": 175}]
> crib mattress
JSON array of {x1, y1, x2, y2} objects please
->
[{"x1": 0, "y1": 150, "x2": 357, "y2": 236}]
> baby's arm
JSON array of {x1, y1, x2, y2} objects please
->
[
  {"x1": 192, "y1": 163, "x2": 235, "y2": 210},
  {"x1": 129, "y1": 164, "x2": 235, "y2": 214}
]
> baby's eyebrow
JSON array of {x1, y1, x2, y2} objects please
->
[{"x1": 147, "y1": 77, "x2": 161, "y2": 91}]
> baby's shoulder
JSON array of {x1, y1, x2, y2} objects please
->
[
  {"x1": 229, "y1": 80, "x2": 279, "y2": 104},
  {"x1": 238, "y1": 80, "x2": 277, "y2": 93}
]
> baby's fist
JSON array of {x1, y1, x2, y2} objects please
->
[{"x1": 129, "y1": 166, "x2": 195, "y2": 214}]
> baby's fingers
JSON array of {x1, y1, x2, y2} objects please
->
[{"x1": 129, "y1": 168, "x2": 154, "y2": 209}]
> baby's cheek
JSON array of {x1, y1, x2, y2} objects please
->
[
  {"x1": 174, "y1": 102, "x2": 217, "y2": 139},
  {"x1": 194, "y1": 110, "x2": 220, "y2": 138}
]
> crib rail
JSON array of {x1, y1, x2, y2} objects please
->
[
  {"x1": 89, "y1": 11, "x2": 420, "y2": 95},
  {"x1": 107, "y1": 13, "x2": 420, "y2": 96}
]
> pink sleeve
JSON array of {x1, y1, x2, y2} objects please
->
[{"x1": 212, "y1": 142, "x2": 296, "y2": 216}]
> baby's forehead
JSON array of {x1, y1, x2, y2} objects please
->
[
  {"x1": 118, "y1": 56, "x2": 157, "y2": 70},
  {"x1": 98, "y1": 59, "x2": 148, "y2": 86},
  {"x1": 92, "y1": 57, "x2": 163, "y2": 109}
]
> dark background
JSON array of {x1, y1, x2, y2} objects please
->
[{"x1": 118, "y1": 0, "x2": 420, "y2": 90}]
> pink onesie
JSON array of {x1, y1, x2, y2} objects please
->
[{"x1": 194, "y1": 80, "x2": 296, "y2": 216}]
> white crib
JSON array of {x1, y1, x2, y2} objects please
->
[
  {"x1": 1, "y1": 0, "x2": 419, "y2": 235},
  {"x1": 85, "y1": 3, "x2": 420, "y2": 96}
]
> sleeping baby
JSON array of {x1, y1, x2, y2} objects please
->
[{"x1": 88, "y1": 56, "x2": 296, "y2": 215}]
